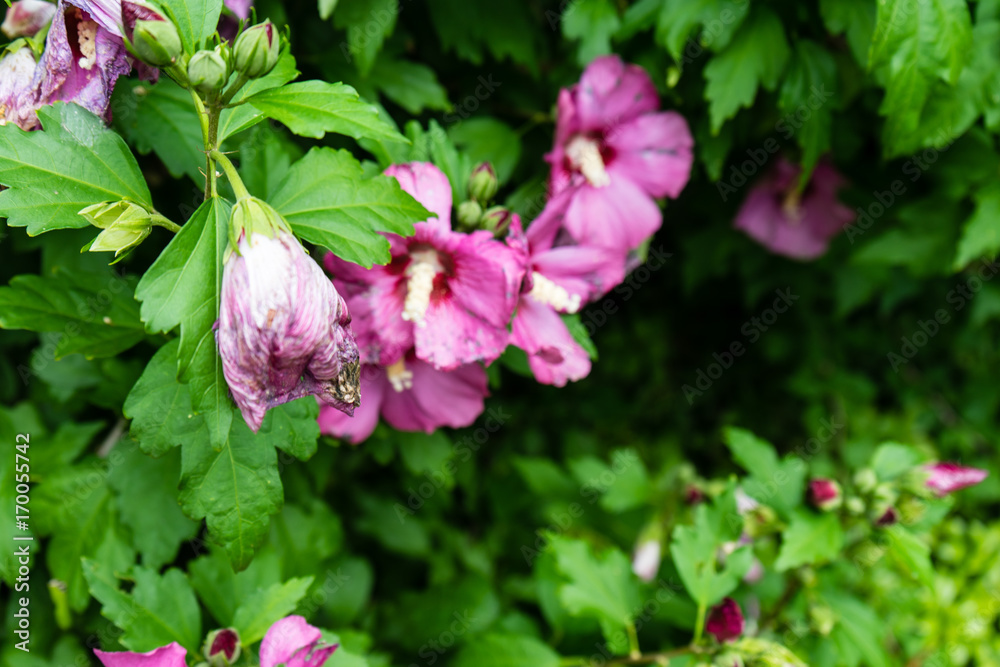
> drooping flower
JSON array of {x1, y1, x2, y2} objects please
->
[
  {"x1": 218, "y1": 203, "x2": 361, "y2": 431},
  {"x1": 325, "y1": 162, "x2": 526, "y2": 372},
  {"x1": 923, "y1": 462, "x2": 988, "y2": 496},
  {"x1": 733, "y1": 157, "x2": 854, "y2": 260},
  {"x1": 544, "y1": 55, "x2": 694, "y2": 256},
  {"x1": 706, "y1": 598, "x2": 745, "y2": 643},
  {"x1": 259, "y1": 616, "x2": 338, "y2": 667},
  {"x1": 0, "y1": 46, "x2": 42, "y2": 130},
  {"x1": 809, "y1": 478, "x2": 842, "y2": 511},
  {"x1": 95, "y1": 642, "x2": 187, "y2": 667},
  {"x1": 631, "y1": 539, "x2": 661, "y2": 582},
  {"x1": 2, "y1": 0, "x2": 57, "y2": 38}
]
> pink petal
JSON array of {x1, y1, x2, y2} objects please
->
[
  {"x1": 924, "y1": 463, "x2": 989, "y2": 496},
  {"x1": 415, "y1": 293, "x2": 510, "y2": 371},
  {"x1": 225, "y1": 0, "x2": 252, "y2": 19},
  {"x1": 384, "y1": 162, "x2": 453, "y2": 235},
  {"x1": 443, "y1": 229, "x2": 524, "y2": 328},
  {"x1": 381, "y1": 358, "x2": 488, "y2": 432},
  {"x1": 511, "y1": 297, "x2": 591, "y2": 387},
  {"x1": 66, "y1": 0, "x2": 122, "y2": 35},
  {"x1": 574, "y1": 55, "x2": 659, "y2": 134},
  {"x1": 606, "y1": 112, "x2": 694, "y2": 199},
  {"x1": 260, "y1": 616, "x2": 337, "y2": 667},
  {"x1": 563, "y1": 174, "x2": 663, "y2": 253},
  {"x1": 553, "y1": 87, "x2": 581, "y2": 152},
  {"x1": 532, "y1": 244, "x2": 625, "y2": 303},
  {"x1": 318, "y1": 368, "x2": 386, "y2": 444},
  {"x1": 94, "y1": 643, "x2": 187, "y2": 667}
]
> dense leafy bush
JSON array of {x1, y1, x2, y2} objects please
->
[{"x1": 1, "y1": 0, "x2": 999, "y2": 666}]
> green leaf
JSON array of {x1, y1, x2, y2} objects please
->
[
  {"x1": 819, "y1": 0, "x2": 876, "y2": 65},
  {"x1": 703, "y1": 8, "x2": 789, "y2": 133},
  {"x1": 334, "y1": 0, "x2": 398, "y2": 77},
  {"x1": 774, "y1": 510, "x2": 844, "y2": 570},
  {"x1": 135, "y1": 198, "x2": 234, "y2": 447},
  {"x1": 265, "y1": 398, "x2": 321, "y2": 461},
  {"x1": 885, "y1": 526, "x2": 935, "y2": 588},
  {"x1": 824, "y1": 593, "x2": 891, "y2": 667},
  {"x1": 114, "y1": 79, "x2": 204, "y2": 185},
  {"x1": 84, "y1": 560, "x2": 203, "y2": 652},
  {"x1": 218, "y1": 53, "x2": 301, "y2": 142},
  {"x1": 869, "y1": 442, "x2": 925, "y2": 480},
  {"x1": 448, "y1": 118, "x2": 522, "y2": 184},
  {"x1": 0, "y1": 104, "x2": 152, "y2": 235},
  {"x1": 269, "y1": 147, "x2": 426, "y2": 267},
  {"x1": 562, "y1": 0, "x2": 620, "y2": 66},
  {"x1": 155, "y1": 0, "x2": 223, "y2": 51},
  {"x1": 451, "y1": 635, "x2": 561, "y2": 667},
  {"x1": 954, "y1": 183, "x2": 1000, "y2": 269},
  {"x1": 232, "y1": 577, "x2": 315, "y2": 644},
  {"x1": 723, "y1": 427, "x2": 805, "y2": 518},
  {"x1": 655, "y1": 0, "x2": 749, "y2": 62},
  {"x1": 123, "y1": 340, "x2": 204, "y2": 457},
  {"x1": 670, "y1": 495, "x2": 751, "y2": 608},
  {"x1": 366, "y1": 56, "x2": 450, "y2": 115},
  {"x1": 319, "y1": 0, "x2": 338, "y2": 19},
  {"x1": 562, "y1": 314, "x2": 598, "y2": 360},
  {"x1": 0, "y1": 272, "x2": 145, "y2": 359},
  {"x1": 108, "y1": 445, "x2": 199, "y2": 570},
  {"x1": 397, "y1": 430, "x2": 455, "y2": 485},
  {"x1": 777, "y1": 40, "x2": 837, "y2": 182},
  {"x1": 246, "y1": 80, "x2": 406, "y2": 143}
]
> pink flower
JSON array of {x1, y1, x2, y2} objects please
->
[
  {"x1": 733, "y1": 158, "x2": 854, "y2": 260},
  {"x1": 325, "y1": 162, "x2": 526, "y2": 372},
  {"x1": 631, "y1": 539, "x2": 661, "y2": 582},
  {"x1": 318, "y1": 356, "x2": 489, "y2": 443},
  {"x1": 259, "y1": 616, "x2": 337, "y2": 667},
  {"x1": 706, "y1": 598, "x2": 744, "y2": 643},
  {"x1": 544, "y1": 55, "x2": 694, "y2": 255},
  {"x1": 923, "y1": 463, "x2": 988, "y2": 496},
  {"x1": 95, "y1": 643, "x2": 187, "y2": 667},
  {"x1": 809, "y1": 478, "x2": 842, "y2": 511},
  {"x1": 2, "y1": 0, "x2": 56, "y2": 38},
  {"x1": 218, "y1": 228, "x2": 361, "y2": 431},
  {"x1": 0, "y1": 46, "x2": 41, "y2": 130}
]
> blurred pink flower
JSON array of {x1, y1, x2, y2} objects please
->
[
  {"x1": 923, "y1": 462, "x2": 988, "y2": 496},
  {"x1": 544, "y1": 55, "x2": 694, "y2": 255},
  {"x1": 0, "y1": 46, "x2": 42, "y2": 129},
  {"x1": 219, "y1": 230, "x2": 360, "y2": 431},
  {"x1": 631, "y1": 539, "x2": 661, "y2": 582},
  {"x1": 95, "y1": 643, "x2": 187, "y2": 667},
  {"x1": 325, "y1": 162, "x2": 526, "y2": 372},
  {"x1": 2, "y1": 0, "x2": 56, "y2": 38},
  {"x1": 733, "y1": 158, "x2": 854, "y2": 260},
  {"x1": 706, "y1": 597, "x2": 744, "y2": 643},
  {"x1": 260, "y1": 616, "x2": 337, "y2": 667},
  {"x1": 809, "y1": 478, "x2": 842, "y2": 511}
]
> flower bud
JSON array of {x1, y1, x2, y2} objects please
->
[
  {"x1": 228, "y1": 196, "x2": 290, "y2": 250},
  {"x1": 808, "y1": 478, "x2": 842, "y2": 511},
  {"x1": 874, "y1": 506, "x2": 898, "y2": 527},
  {"x1": 468, "y1": 162, "x2": 498, "y2": 203},
  {"x1": 233, "y1": 20, "x2": 280, "y2": 78},
  {"x1": 188, "y1": 48, "x2": 229, "y2": 96},
  {"x1": 809, "y1": 605, "x2": 835, "y2": 636},
  {"x1": 2, "y1": 0, "x2": 55, "y2": 38},
  {"x1": 845, "y1": 496, "x2": 865, "y2": 515},
  {"x1": 706, "y1": 598, "x2": 744, "y2": 643},
  {"x1": 713, "y1": 652, "x2": 745, "y2": 667},
  {"x1": 684, "y1": 484, "x2": 705, "y2": 505},
  {"x1": 131, "y1": 18, "x2": 182, "y2": 67},
  {"x1": 204, "y1": 628, "x2": 241, "y2": 667},
  {"x1": 456, "y1": 200, "x2": 483, "y2": 228},
  {"x1": 481, "y1": 206, "x2": 514, "y2": 237},
  {"x1": 853, "y1": 467, "x2": 878, "y2": 494},
  {"x1": 631, "y1": 538, "x2": 661, "y2": 582},
  {"x1": 80, "y1": 201, "x2": 153, "y2": 260},
  {"x1": 922, "y1": 462, "x2": 988, "y2": 496}
]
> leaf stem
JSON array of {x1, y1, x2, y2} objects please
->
[
  {"x1": 625, "y1": 621, "x2": 641, "y2": 658},
  {"x1": 220, "y1": 72, "x2": 251, "y2": 106},
  {"x1": 210, "y1": 150, "x2": 252, "y2": 201},
  {"x1": 693, "y1": 600, "x2": 707, "y2": 644},
  {"x1": 560, "y1": 645, "x2": 701, "y2": 667}
]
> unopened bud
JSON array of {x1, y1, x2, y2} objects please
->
[
  {"x1": 845, "y1": 496, "x2": 865, "y2": 515},
  {"x1": 809, "y1": 478, "x2": 842, "y2": 511},
  {"x1": 188, "y1": 48, "x2": 229, "y2": 96},
  {"x1": 229, "y1": 196, "x2": 290, "y2": 252},
  {"x1": 874, "y1": 506, "x2": 898, "y2": 527},
  {"x1": 713, "y1": 652, "x2": 744, "y2": 667},
  {"x1": 481, "y1": 205, "x2": 513, "y2": 236},
  {"x1": 468, "y1": 162, "x2": 498, "y2": 203},
  {"x1": 233, "y1": 20, "x2": 280, "y2": 78},
  {"x1": 1, "y1": 0, "x2": 55, "y2": 38},
  {"x1": 456, "y1": 200, "x2": 483, "y2": 228},
  {"x1": 131, "y1": 18, "x2": 182, "y2": 67},
  {"x1": 80, "y1": 201, "x2": 153, "y2": 260},
  {"x1": 853, "y1": 467, "x2": 878, "y2": 494},
  {"x1": 204, "y1": 628, "x2": 241, "y2": 667}
]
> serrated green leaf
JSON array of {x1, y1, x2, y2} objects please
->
[
  {"x1": 246, "y1": 80, "x2": 406, "y2": 143},
  {"x1": 703, "y1": 8, "x2": 789, "y2": 133},
  {"x1": 449, "y1": 118, "x2": 522, "y2": 185},
  {"x1": 451, "y1": 634, "x2": 561, "y2": 667},
  {"x1": 367, "y1": 56, "x2": 450, "y2": 115},
  {"x1": 84, "y1": 560, "x2": 202, "y2": 652},
  {"x1": 724, "y1": 427, "x2": 805, "y2": 518},
  {"x1": 46, "y1": 484, "x2": 118, "y2": 611},
  {"x1": 562, "y1": 0, "x2": 620, "y2": 66},
  {"x1": 819, "y1": 0, "x2": 875, "y2": 65},
  {"x1": 655, "y1": 0, "x2": 749, "y2": 62},
  {"x1": 0, "y1": 104, "x2": 152, "y2": 235},
  {"x1": 269, "y1": 147, "x2": 426, "y2": 267},
  {"x1": 774, "y1": 510, "x2": 844, "y2": 570},
  {"x1": 885, "y1": 526, "x2": 935, "y2": 588},
  {"x1": 778, "y1": 40, "x2": 837, "y2": 182},
  {"x1": 265, "y1": 397, "x2": 321, "y2": 461},
  {"x1": 232, "y1": 576, "x2": 315, "y2": 644},
  {"x1": 954, "y1": 184, "x2": 1000, "y2": 269},
  {"x1": 334, "y1": 0, "x2": 398, "y2": 77},
  {"x1": 218, "y1": 53, "x2": 301, "y2": 142},
  {"x1": 135, "y1": 198, "x2": 234, "y2": 447}
]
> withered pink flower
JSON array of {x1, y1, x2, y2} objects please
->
[
  {"x1": 545, "y1": 55, "x2": 694, "y2": 256},
  {"x1": 733, "y1": 157, "x2": 854, "y2": 260},
  {"x1": 0, "y1": 46, "x2": 41, "y2": 130},
  {"x1": 923, "y1": 462, "x2": 988, "y2": 496},
  {"x1": 218, "y1": 227, "x2": 360, "y2": 432},
  {"x1": 325, "y1": 162, "x2": 526, "y2": 372},
  {"x1": 2, "y1": 0, "x2": 57, "y2": 38},
  {"x1": 706, "y1": 598, "x2": 744, "y2": 643},
  {"x1": 95, "y1": 643, "x2": 187, "y2": 667},
  {"x1": 259, "y1": 616, "x2": 337, "y2": 667}
]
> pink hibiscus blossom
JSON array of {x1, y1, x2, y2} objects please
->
[
  {"x1": 733, "y1": 157, "x2": 854, "y2": 260},
  {"x1": 543, "y1": 55, "x2": 694, "y2": 256},
  {"x1": 95, "y1": 643, "x2": 188, "y2": 667},
  {"x1": 325, "y1": 161, "x2": 526, "y2": 372},
  {"x1": 923, "y1": 462, "x2": 988, "y2": 496}
]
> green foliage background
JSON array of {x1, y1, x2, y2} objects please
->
[{"x1": 2, "y1": 0, "x2": 1000, "y2": 665}]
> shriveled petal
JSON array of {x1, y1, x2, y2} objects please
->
[
  {"x1": 318, "y1": 367, "x2": 386, "y2": 444},
  {"x1": 381, "y1": 358, "x2": 488, "y2": 432},
  {"x1": 606, "y1": 112, "x2": 694, "y2": 199},
  {"x1": 66, "y1": 0, "x2": 122, "y2": 34},
  {"x1": 94, "y1": 643, "x2": 187, "y2": 667},
  {"x1": 384, "y1": 162, "x2": 453, "y2": 236},
  {"x1": 260, "y1": 616, "x2": 337, "y2": 667},
  {"x1": 2, "y1": 0, "x2": 57, "y2": 38},
  {"x1": 415, "y1": 293, "x2": 510, "y2": 371},
  {"x1": 563, "y1": 174, "x2": 662, "y2": 253},
  {"x1": 574, "y1": 55, "x2": 659, "y2": 134},
  {"x1": 511, "y1": 297, "x2": 591, "y2": 387},
  {"x1": 924, "y1": 463, "x2": 988, "y2": 496},
  {"x1": 0, "y1": 47, "x2": 41, "y2": 130}
]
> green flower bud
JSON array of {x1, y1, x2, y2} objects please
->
[
  {"x1": 456, "y1": 200, "x2": 483, "y2": 229},
  {"x1": 80, "y1": 201, "x2": 154, "y2": 260},
  {"x1": 713, "y1": 652, "x2": 744, "y2": 667},
  {"x1": 468, "y1": 162, "x2": 498, "y2": 203},
  {"x1": 203, "y1": 628, "x2": 241, "y2": 667},
  {"x1": 845, "y1": 496, "x2": 866, "y2": 515},
  {"x1": 853, "y1": 467, "x2": 878, "y2": 494},
  {"x1": 131, "y1": 18, "x2": 182, "y2": 67},
  {"x1": 233, "y1": 21, "x2": 280, "y2": 78},
  {"x1": 188, "y1": 48, "x2": 229, "y2": 97},
  {"x1": 228, "y1": 196, "x2": 291, "y2": 254},
  {"x1": 481, "y1": 206, "x2": 513, "y2": 236}
]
